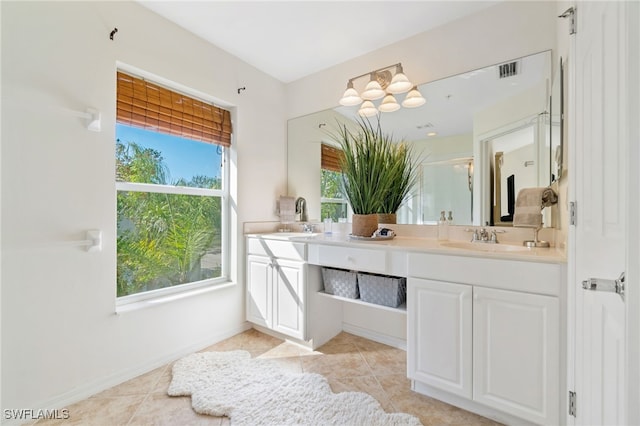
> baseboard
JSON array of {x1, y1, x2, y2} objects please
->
[
  {"x1": 5, "y1": 322, "x2": 252, "y2": 426},
  {"x1": 342, "y1": 322, "x2": 407, "y2": 350}
]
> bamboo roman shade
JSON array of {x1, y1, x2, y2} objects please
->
[
  {"x1": 116, "y1": 71, "x2": 232, "y2": 147},
  {"x1": 321, "y1": 143, "x2": 344, "y2": 173}
]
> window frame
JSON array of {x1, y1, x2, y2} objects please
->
[
  {"x1": 115, "y1": 65, "x2": 232, "y2": 307},
  {"x1": 320, "y1": 168, "x2": 349, "y2": 222}
]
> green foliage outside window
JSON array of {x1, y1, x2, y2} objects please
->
[
  {"x1": 116, "y1": 141, "x2": 221, "y2": 297},
  {"x1": 321, "y1": 169, "x2": 347, "y2": 222}
]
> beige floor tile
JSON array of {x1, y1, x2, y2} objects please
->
[
  {"x1": 91, "y1": 365, "x2": 168, "y2": 399},
  {"x1": 35, "y1": 395, "x2": 145, "y2": 426},
  {"x1": 328, "y1": 375, "x2": 394, "y2": 412},
  {"x1": 152, "y1": 366, "x2": 174, "y2": 393},
  {"x1": 39, "y1": 328, "x2": 500, "y2": 426},
  {"x1": 128, "y1": 392, "x2": 222, "y2": 425},
  {"x1": 300, "y1": 351, "x2": 372, "y2": 380},
  {"x1": 376, "y1": 373, "x2": 415, "y2": 398},
  {"x1": 359, "y1": 344, "x2": 407, "y2": 376},
  {"x1": 200, "y1": 335, "x2": 246, "y2": 352},
  {"x1": 237, "y1": 328, "x2": 283, "y2": 351},
  {"x1": 312, "y1": 336, "x2": 360, "y2": 355},
  {"x1": 251, "y1": 340, "x2": 304, "y2": 358}
]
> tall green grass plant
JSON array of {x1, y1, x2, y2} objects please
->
[{"x1": 331, "y1": 118, "x2": 418, "y2": 215}]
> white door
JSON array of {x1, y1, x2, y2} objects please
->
[
  {"x1": 573, "y1": 1, "x2": 630, "y2": 424},
  {"x1": 473, "y1": 286, "x2": 559, "y2": 425},
  {"x1": 407, "y1": 278, "x2": 472, "y2": 398}
]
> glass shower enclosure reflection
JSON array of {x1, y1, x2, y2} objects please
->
[{"x1": 397, "y1": 157, "x2": 474, "y2": 225}]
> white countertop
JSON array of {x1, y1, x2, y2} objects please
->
[{"x1": 246, "y1": 232, "x2": 567, "y2": 264}]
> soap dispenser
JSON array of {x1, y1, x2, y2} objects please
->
[{"x1": 438, "y1": 210, "x2": 449, "y2": 241}]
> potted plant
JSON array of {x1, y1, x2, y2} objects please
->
[
  {"x1": 376, "y1": 141, "x2": 419, "y2": 224},
  {"x1": 332, "y1": 118, "x2": 417, "y2": 236}
]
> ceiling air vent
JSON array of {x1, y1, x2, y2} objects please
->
[{"x1": 498, "y1": 61, "x2": 519, "y2": 79}]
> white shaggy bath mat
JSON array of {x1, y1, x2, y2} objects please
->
[{"x1": 168, "y1": 350, "x2": 422, "y2": 426}]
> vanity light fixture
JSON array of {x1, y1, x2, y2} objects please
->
[
  {"x1": 339, "y1": 81, "x2": 362, "y2": 106},
  {"x1": 338, "y1": 63, "x2": 425, "y2": 115},
  {"x1": 387, "y1": 64, "x2": 413, "y2": 94},
  {"x1": 361, "y1": 73, "x2": 386, "y2": 100},
  {"x1": 402, "y1": 86, "x2": 427, "y2": 108},
  {"x1": 378, "y1": 94, "x2": 401, "y2": 112},
  {"x1": 358, "y1": 100, "x2": 378, "y2": 117}
]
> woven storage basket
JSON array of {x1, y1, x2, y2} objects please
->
[
  {"x1": 357, "y1": 273, "x2": 406, "y2": 307},
  {"x1": 322, "y1": 267, "x2": 359, "y2": 299}
]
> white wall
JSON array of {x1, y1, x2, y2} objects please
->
[
  {"x1": 1, "y1": 1, "x2": 286, "y2": 412},
  {"x1": 286, "y1": 1, "x2": 557, "y2": 120}
]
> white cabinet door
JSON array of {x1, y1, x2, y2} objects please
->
[
  {"x1": 272, "y1": 259, "x2": 306, "y2": 340},
  {"x1": 473, "y1": 286, "x2": 559, "y2": 425},
  {"x1": 247, "y1": 254, "x2": 306, "y2": 340},
  {"x1": 246, "y1": 255, "x2": 272, "y2": 328},
  {"x1": 408, "y1": 278, "x2": 473, "y2": 398}
]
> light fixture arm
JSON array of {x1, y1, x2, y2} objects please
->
[
  {"x1": 339, "y1": 62, "x2": 424, "y2": 114},
  {"x1": 347, "y1": 63, "x2": 402, "y2": 84}
]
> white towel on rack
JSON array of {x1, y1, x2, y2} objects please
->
[
  {"x1": 513, "y1": 187, "x2": 557, "y2": 228},
  {"x1": 279, "y1": 196, "x2": 296, "y2": 223}
]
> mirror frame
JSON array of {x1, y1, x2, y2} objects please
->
[{"x1": 550, "y1": 57, "x2": 564, "y2": 183}]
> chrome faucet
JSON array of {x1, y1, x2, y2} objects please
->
[
  {"x1": 467, "y1": 227, "x2": 503, "y2": 244},
  {"x1": 295, "y1": 197, "x2": 308, "y2": 222},
  {"x1": 302, "y1": 223, "x2": 315, "y2": 233}
]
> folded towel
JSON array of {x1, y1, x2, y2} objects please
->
[
  {"x1": 279, "y1": 196, "x2": 296, "y2": 223},
  {"x1": 513, "y1": 206, "x2": 543, "y2": 228},
  {"x1": 513, "y1": 187, "x2": 557, "y2": 228},
  {"x1": 515, "y1": 187, "x2": 558, "y2": 208}
]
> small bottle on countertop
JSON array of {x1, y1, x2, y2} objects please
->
[
  {"x1": 447, "y1": 211, "x2": 454, "y2": 225},
  {"x1": 437, "y1": 210, "x2": 449, "y2": 241},
  {"x1": 323, "y1": 217, "x2": 333, "y2": 235}
]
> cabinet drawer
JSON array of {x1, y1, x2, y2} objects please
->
[
  {"x1": 308, "y1": 244, "x2": 386, "y2": 273},
  {"x1": 408, "y1": 252, "x2": 562, "y2": 296},
  {"x1": 247, "y1": 237, "x2": 306, "y2": 261}
]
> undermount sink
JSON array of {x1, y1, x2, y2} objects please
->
[{"x1": 440, "y1": 241, "x2": 532, "y2": 252}]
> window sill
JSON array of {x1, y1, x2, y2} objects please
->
[{"x1": 115, "y1": 281, "x2": 236, "y2": 314}]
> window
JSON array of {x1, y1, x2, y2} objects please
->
[
  {"x1": 115, "y1": 71, "x2": 232, "y2": 302},
  {"x1": 320, "y1": 143, "x2": 348, "y2": 221}
]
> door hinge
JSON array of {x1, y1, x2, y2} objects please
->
[
  {"x1": 559, "y1": 7, "x2": 576, "y2": 35},
  {"x1": 570, "y1": 201, "x2": 577, "y2": 226},
  {"x1": 569, "y1": 391, "x2": 577, "y2": 417}
]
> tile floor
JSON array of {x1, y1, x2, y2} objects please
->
[{"x1": 34, "y1": 329, "x2": 501, "y2": 426}]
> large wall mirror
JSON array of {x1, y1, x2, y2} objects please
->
[{"x1": 287, "y1": 50, "x2": 554, "y2": 227}]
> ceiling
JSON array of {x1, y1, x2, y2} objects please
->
[{"x1": 137, "y1": 1, "x2": 500, "y2": 83}]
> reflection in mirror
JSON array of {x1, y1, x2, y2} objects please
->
[
  {"x1": 419, "y1": 157, "x2": 474, "y2": 225},
  {"x1": 287, "y1": 50, "x2": 552, "y2": 227},
  {"x1": 550, "y1": 57, "x2": 564, "y2": 182},
  {"x1": 483, "y1": 122, "x2": 546, "y2": 226}
]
